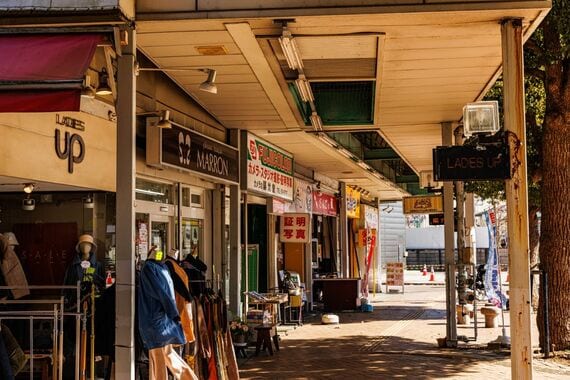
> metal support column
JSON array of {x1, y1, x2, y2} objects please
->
[
  {"x1": 339, "y1": 182, "x2": 349, "y2": 278},
  {"x1": 442, "y1": 121, "x2": 457, "y2": 347},
  {"x1": 229, "y1": 130, "x2": 242, "y2": 316},
  {"x1": 501, "y1": 18, "x2": 533, "y2": 379},
  {"x1": 454, "y1": 127, "x2": 467, "y2": 306},
  {"x1": 213, "y1": 184, "x2": 224, "y2": 290},
  {"x1": 115, "y1": 26, "x2": 136, "y2": 380}
]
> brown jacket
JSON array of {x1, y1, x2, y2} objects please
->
[
  {"x1": 165, "y1": 257, "x2": 195, "y2": 343},
  {"x1": 0, "y1": 235, "x2": 29, "y2": 299}
]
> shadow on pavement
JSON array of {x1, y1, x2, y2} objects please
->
[{"x1": 239, "y1": 334, "x2": 509, "y2": 379}]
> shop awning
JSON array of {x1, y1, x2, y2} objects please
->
[{"x1": 0, "y1": 33, "x2": 103, "y2": 112}]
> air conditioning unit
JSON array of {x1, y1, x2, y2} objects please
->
[{"x1": 420, "y1": 170, "x2": 442, "y2": 189}]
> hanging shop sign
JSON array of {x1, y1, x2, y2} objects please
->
[
  {"x1": 403, "y1": 195, "x2": 443, "y2": 214},
  {"x1": 433, "y1": 145, "x2": 511, "y2": 181},
  {"x1": 147, "y1": 123, "x2": 239, "y2": 184},
  {"x1": 429, "y1": 213, "x2": 445, "y2": 226},
  {"x1": 364, "y1": 205, "x2": 379, "y2": 228},
  {"x1": 346, "y1": 186, "x2": 361, "y2": 219},
  {"x1": 279, "y1": 213, "x2": 310, "y2": 243},
  {"x1": 289, "y1": 178, "x2": 313, "y2": 213},
  {"x1": 0, "y1": 112, "x2": 116, "y2": 191},
  {"x1": 312, "y1": 191, "x2": 337, "y2": 216},
  {"x1": 242, "y1": 132, "x2": 294, "y2": 201}
]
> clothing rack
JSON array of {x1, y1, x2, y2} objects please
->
[{"x1": 0, "y1": 283, "x2": 82, "y2": 380}]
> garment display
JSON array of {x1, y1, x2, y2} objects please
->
[
  {"x1": 165, "y1": 253, "x2": 196, "y2": 343},
  {"x1": 182, "y1": 255, "x2": 207, "y2": 295},
  {"x1": 0, "y1": 233, "x2": 29, "y2": 299},
  {"x1": 62, "y1": 234, "x2": 104, "y2": 304},
  {"x1": 149, "y1": 344, "x2": 198, "y2": 380},
  {"x1": 189, "y1": 289, "x2": 239, "y2": 380},
  {"x1": 138, "y1": 248, "x2": 197, "y2": 380}
]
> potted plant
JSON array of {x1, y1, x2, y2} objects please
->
[{"x1": 229, "y1": 318, "x2": 250, "y2": 344}]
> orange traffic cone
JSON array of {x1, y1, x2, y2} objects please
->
[
  {"x1": 429, "y1": 266, "x2": 435, "y2": 282},
  {"x1": 422, "y1": 264, "x2": 428, "y2": 276}
]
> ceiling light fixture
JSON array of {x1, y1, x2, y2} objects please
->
[
  {"x1": 96, "y1": 67, "x2": 113, "y2": 96},
  {"x1": 22, "y1": 197, "x2": 35, "y2": 211},
  {"x1": 81, "y1": 75, "x2": 96, "y2": 99},
  {"x1": 136, "y1": 63, "x2": 218, "y2": 95},
  {"x1": 309, "y1": 112, "x2": 323, "y2": 132},
  {"x1": 156, "y1": 110, "x2": 172, "y2": 129},
  {"x1": 83, "y1": 194, "x2": 94, "y2": 209},
  {"x1": 198, "y1": 68, "x2": 218, "y2": 94},
  {"x1": 23, "y1": 183, "x2": 35, "y2": 194},
  {"x1": 295, "y1": 75, "x2": 314, "y2": 102},
  {"x1": 279, "y1": 28, "x2": 303, "y2": 70}
]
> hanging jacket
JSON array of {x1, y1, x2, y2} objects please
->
[
  {"x1": 62, "y1": 251, "x2": 104, "y2": 305},
  {"x1": 165, "y1": 257, "x2": 196, "y2": 343},
  {"x1": 138, "y1": 259, "x2": 186, "y2": 350},
  {"x1": 0, "y1": 235, "x2": 29, "y2": 300}
]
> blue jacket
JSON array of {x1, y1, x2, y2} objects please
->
[{"x1": 138, "y1": 260, "x2": 186, "y2": 349}]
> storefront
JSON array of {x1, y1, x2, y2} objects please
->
[{"x1": 240, "y1": 131, "x2": 294, "y2": 309}]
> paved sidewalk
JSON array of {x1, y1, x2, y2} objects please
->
[{"x1": 238, "y1": 285, "x2": 570, "y2": 379}]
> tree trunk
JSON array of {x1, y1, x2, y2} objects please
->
[
  {"x1": 529, "y1": 206, "x2": 540, "y2": 310},
  {"x1": 536, "y1": 8, "x2": 570, "y2": 352}
]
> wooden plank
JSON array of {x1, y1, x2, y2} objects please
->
[
  {"x1": 386, "y1": 35, "x2": 499, "y2": 50},
  {"x1": 380, "y1": 95, "x2": 474, "y2": 107},
  {"x1": 383, "y1": 46, "x2": 501, "y2": 61},
  {"x1": 381, "y1": 75, "x2": 488, "y2": 88},
  {"x1": 296, "y1": 35, "x2": 378, "y2": 60},
  {"x1": 304, "y1": 58, "x2": 376, "y2": 78},
  {"x1": 142, "y1": 43, "x2": 241, "y2": 57},
  {"x1": 374, "y1": 35, "x2": 385, "y2": 126},
  {"x1": 153, "y1": 54, "x2": 247, "y2": 67},
  {"x1": 208, "y1": 103, "x2": 277, "y2": 111},
  {"x1": 383, "y1": 56, "x2": 502, "y2": 70},
  {"x1": 226, "y1": 22, "x2": 299, "y2": 127},
  {"x1": 383, "y1": 82, "x2": 485, "y2": 94},
  {"x1": 219, "y1": 115, "x2": 282, "y2": 121},
  {"x1": 380, "y1": 111, "x2": 462, "y2": 125},
  {"x1": 179, "y1": 73, "x2": 259, "y2": 84},
  {"x1": 137, "y1": 30, "x2": 235, "y2": 46},
  {"x1": 223, "y1": 120, "x2": 286, "y2": 128},
  {"x1": 384, "y1": 66, "x2": 498, "y2": 79}
]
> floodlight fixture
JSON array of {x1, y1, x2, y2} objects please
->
[{"x1": 463, "y1": 101, "x2": 500, "y2": 137}]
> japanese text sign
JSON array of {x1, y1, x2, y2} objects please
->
[
  {"x1": 312, "y1": 191, "x2": 337, "y2": 216},
  {"x1": 346, "y1": 186, "x2": 361, "y2": 219},
  {"x1": 244, "y1": 132, "x2": 294, "y2": 201},
  {"x1": 279, "y1": 213, "x2": 310, "y2": 243}
]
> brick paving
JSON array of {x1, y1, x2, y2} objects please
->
[{"x1": 238, "y1": 285, "x2": 570, "y2": 379}]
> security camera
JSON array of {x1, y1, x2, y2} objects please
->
[{"x1": 22, "y1": 198, "x2": 35, "y2": 211}]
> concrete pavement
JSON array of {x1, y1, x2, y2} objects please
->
[{"x1": 238, "y1": 285, "x2": 570, "y2": 379}]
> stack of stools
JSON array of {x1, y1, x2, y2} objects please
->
[{"x1": 254, "y1": 323, "x2": 280, "y2": 356}]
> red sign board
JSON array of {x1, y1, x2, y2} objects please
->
[
  {"x1": 279, "y1": 213, "x2": 310, "y2": 243},
  {"x1": 312, "y1": 192, "x2": 337, "y2": 216}
]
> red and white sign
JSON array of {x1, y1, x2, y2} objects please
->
[
  {"x1": 279, "y1": 213, "x2": 310, "y2": 243},
  {"x1": 312, "y1": 191, "x2": 337, "y2": 216}
]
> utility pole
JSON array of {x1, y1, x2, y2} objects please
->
[
  {"x1": 442, "y1": 121, "x2": 457, "y2": 347},
  {"x1": 501, "y1": 18, "x2": 533, "y2": 379}
]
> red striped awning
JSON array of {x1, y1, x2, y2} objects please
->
[{"x1": 0, "y1": 33, "x2": 103, "y2": 112}]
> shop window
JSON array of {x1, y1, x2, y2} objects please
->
[
  {"x1": 178, "y1": 219, "x2": 203, "y2": 260},
  {"x1": 181, "y1": 187, "x2": 191, "y2": 207},
  {"x1": 135, "y1": 178, "x2": 173, "y2": 204},
  {"x1": 191, "y1": 191, "x2": 203, "y2": 208}
]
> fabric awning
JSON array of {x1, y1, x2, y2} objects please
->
[{"x1": 0, "y1": 33, "x2": 103, "y2": 112}]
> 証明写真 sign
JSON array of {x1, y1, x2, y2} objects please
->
[{"x1": 279, "y1": 213, "x2": 310, "y2": 243}]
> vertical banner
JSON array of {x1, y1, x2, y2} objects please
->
[
  {"x1": 361, "y1": 229, "x2": 377, "y2": 298},
  {"x1": 346, "y1": 186, "x2": 361, "y2": 218},
  {"x1": 483, "y1": 211, "x2": 507, "y2": 307}
]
